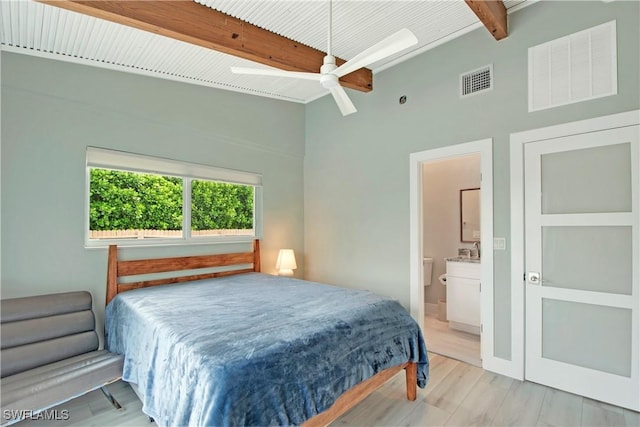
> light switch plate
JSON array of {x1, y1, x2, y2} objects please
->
[{"x1": 493, "y1": 237, "x2": 506, "y2": 250}]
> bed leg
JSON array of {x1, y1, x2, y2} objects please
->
[
  {"x1": 405, "y1": 362, "x2": 417, "y2": 401},
  {"x1": 106, "y1": 245, "x2": 118, "y2": 305},
  {"x1": 100, "y1": 386, "x2": 122, "y2": 410}
]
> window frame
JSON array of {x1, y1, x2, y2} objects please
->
[{"x1": 85, "y1": 147, "x2": 263, "y2": 248}]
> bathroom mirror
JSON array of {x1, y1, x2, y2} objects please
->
[{"x1": 460, "y1": 188, "x2": 480, "y2": 242}]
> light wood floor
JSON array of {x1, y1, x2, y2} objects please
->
[
  {"x1": 424, "y1": 314, "x2": 481, "y2": 368},
  {"x1": 14, "y1": 354, "x2": 640, "y2": 426}
]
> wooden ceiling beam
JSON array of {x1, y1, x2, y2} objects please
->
[
  {"x1": 36, "y1": 0, "x2": 373, "y2": 92},
  {"x1": 464, "y1": 0, "x2": 508, "y2": 41}
]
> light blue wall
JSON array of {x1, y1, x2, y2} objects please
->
[
  {"x1": 2, "y1": 1, "x2": 639, "y2": 360},
  {"x1": 304, "y1": 1, "x2": 639, "y2": 359},
  {"x1": 1, "y1": 52, "x2": 306, "y2": 335}
]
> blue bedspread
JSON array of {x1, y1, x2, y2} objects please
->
[{"x1": 105, "y1": 273, "x2": 428, "y2": 426}]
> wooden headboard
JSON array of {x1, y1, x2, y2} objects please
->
[{"x1": 106, "y1": 239, "x2": 261, "y2": 305}]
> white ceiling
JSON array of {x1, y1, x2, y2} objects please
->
[{"x1": 0, "y1": 0, "x2": 529, "y2": 103}]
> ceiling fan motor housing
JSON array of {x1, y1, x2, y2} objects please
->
[{"x1": 320, "y1": 56, "x2": 339, "y2": 88}]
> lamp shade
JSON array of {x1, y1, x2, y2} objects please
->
[{"x1": 276, "y1": 249, "x2": 297, "y2": 276}]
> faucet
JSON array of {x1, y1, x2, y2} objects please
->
[{"x1": 473, "y1": 241, "x2": 480, "y2": 258}]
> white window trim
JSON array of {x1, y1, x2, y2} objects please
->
[{"x1": 85, "y1": 147, "x2": 263, "y2": 248}]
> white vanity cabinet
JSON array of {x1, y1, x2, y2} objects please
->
[{"x1": 446, "y1": 260, "x2": 481, "y2": 335}]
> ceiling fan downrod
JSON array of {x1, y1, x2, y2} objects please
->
[{"x1": 327, "y1": 0, "x2": 333, "y2": 58}]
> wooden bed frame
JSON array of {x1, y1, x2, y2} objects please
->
[
  {"x1": 105, "y1": 239, "x2": 417, "y2": 426},
  {"x1": 106, "y1": 239, "x2": 261, "y2": 305}
]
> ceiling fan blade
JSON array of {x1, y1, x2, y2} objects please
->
[
  {"x1": 329, "y1": 86, "x2": 357, "y2": 116},
  {"x1": 334, "y1": 28, "x2": 418, "y2": 78},
  {"x1": 231, "y1": 67, "x2": 321, "y2": 81}
]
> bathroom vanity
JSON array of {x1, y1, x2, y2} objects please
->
[{"x1": 445, "y1": 258, "x2": 481, "y2": 335}]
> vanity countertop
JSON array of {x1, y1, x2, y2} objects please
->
[{"x1": 445, "y1": 257, "x2": 481, "y2": 264}]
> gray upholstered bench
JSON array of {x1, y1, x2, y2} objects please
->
[{"x1": 0, "y1": 291, "x2": 124, "y2": 426}]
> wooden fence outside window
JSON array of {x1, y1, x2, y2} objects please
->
[{"x1": 89, "y1": 229, "x2": 253, "y2": 239}]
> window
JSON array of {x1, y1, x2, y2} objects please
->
[{"x1": 86, "y1": 147, "x2": 262, "y2": 246}]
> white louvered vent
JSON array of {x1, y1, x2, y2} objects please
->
[
  {"x1": 528, "y1": 21, "x2": 617, "y2": 112},
  {"x1": 460, "y1": 65, "x2": 493, "y2": 97}
]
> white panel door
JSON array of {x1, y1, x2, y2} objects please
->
[{"x1": 524, "y1": 125, "x2": 639, "y2": 411}]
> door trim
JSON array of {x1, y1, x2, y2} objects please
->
[
  {"x1": 509, "y1": 109, "x2": 640, "y2": 381},
  {"x1": 409, "y1": 138, "x2": 494, "y2": 369}
]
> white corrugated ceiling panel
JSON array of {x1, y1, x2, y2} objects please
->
[
  {"x1": 1, "y1": 0, "x2": 530, "y2": 104},
  {"x1": 199, "y1": 0, "x2": 481, "y2": 70}
]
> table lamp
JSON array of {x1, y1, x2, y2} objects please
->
[{"x1": 276, "y1": 249, "x2": 297, "y2": 276}]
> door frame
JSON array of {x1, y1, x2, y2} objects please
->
[
  {"x1": 409, "y1": 138, "x2": 494, "y2": 368},
  {"x1": 509, "y1": 109, "x2": 640, "y2": 381}
]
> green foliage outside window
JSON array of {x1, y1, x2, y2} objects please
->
[
  {"x1": 191, "y1": 180, "x2": 253, "y2": 230},
  {"x1": 89, "y1": 169, "x2": 254, "y2": 232}
]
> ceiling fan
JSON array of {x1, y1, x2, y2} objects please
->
[{"x1": 230, "y1": 1, "x2": 418, "y2": 116}]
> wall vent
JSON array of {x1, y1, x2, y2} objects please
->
[
  {"x1": 528, "y1": 20, "x2": 617, "y2": 112},
  {"x1": 460, "y1": 65, "x2": 493, "y2": 97}
]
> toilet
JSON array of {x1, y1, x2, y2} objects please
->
[
  {"x1": 424, "y1": 258, "x2": 446, "y2": 321},
  {"x1": 423, "y1": 257, "x2": 433, "y2": 286}
]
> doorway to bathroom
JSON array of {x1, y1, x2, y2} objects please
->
[
  {"x1": 409, "y1": 139, "x2": 494, "y2": 369},
  {"x1": 423, "y1": 154, "x2": 482, "y2": 366}
]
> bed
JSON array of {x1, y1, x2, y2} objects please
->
[{"x1": 104, "y1": 240, "x2": 428, "y2": 426}]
